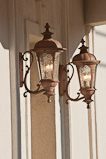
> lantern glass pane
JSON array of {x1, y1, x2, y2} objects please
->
[
  {"x1": 79, "y1": 65, "x2": 91, "y2": 88},
  {"x1": 54, "y1": 54, "x2": 60, "y2": 80},
  {"x1": 39, "y1": 53, "x2": 53, "y2": 79},
  {"x1": 92, "y1": 66, "x2": 96, "y2": 88}
]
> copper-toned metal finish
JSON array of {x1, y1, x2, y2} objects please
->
[
  {"x1": 63, "y1": 63, "x2": 84, "y2": 104},
  {"x1": 72, "y1": 39, "x2": 100, "y2": 109},
  {"x1": 59, "y1": 65, "x2": 67, "y2": 96},
  {"x1": 59, "y1": 39, "x2": 100, "y2": 109},
  {"x1": 33, "y1": 23, "x2": 66, "y2": 55},
  {"x1": 20, "y1": 23, "x2": 66, "y2": 103},
  {"x1": 20, "y1": 51, "x2": 45, "y2": 97},
  {"x1": 32, "y1": 23, "x2": 66, "y2": 102},
  {"x1": 41, "y1": 79, "x2": 59, "y2": 103}
]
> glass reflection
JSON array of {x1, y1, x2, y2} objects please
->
[
  {"x1": 39, "y1": 53, "x2": 53, "y2": 79},
  {"x1": 79, "y1": 65, "x2": 91, "y2": 88}
]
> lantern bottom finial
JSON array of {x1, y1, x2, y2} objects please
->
[
  {"x1": 40, "y1": 79, "x2": 59, "y2": 103},
  {"x1": 47, "y1": 96, "x2": 51, "y2": 103},
  {"x1": 87, "y1": 104, "x2": 90, "y2": 109}
]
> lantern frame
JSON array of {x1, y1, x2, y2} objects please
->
[
  {"x1": 19, "y1": 23, "x2": 66, "y2": 103},
  {"x1": 59, "y1": 39, "x2": 100, "y2": 109},
  {"x1": 19, "y1": 23, "x2": 100, "y2": 108}
]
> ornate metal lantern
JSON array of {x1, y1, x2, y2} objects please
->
[
  {"x1": 72, "y1": 39, "x2": 100, "y2": 108},
  {"x1": 60, "y1": 39, "x2": 100, "y2": 109},
  {"x1": 20, "y1": 23, "x2": 66, "y2": 103},
  {"x1": 20, "y1": 23, "x2": 100, "y2": 108}
]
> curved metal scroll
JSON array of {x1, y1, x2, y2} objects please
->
[
  {"x1": 64, "y1": 62, "x2": 84, "y2": 104},
  {"x1": 22, "y1": 51, "x2": 45, "y2": 97}
]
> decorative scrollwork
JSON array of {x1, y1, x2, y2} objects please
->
[
  {"x1": 64, "y1": 62, "x2": 84, "y2": 104},
  {"x1": 22, "y1": 50, "x2": 45, "y2": 96},
  {"x1": 23, "y1": 91, "x2": 28, "y2": 97}
]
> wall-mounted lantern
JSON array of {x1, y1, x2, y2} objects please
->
[
  {"x1": 20, "y1": 23, "x2": 66, "y2": 103},
  {"x1": 20, "y1": 23, "x2": 100, "y2": 108},
  {"x1": 60, "y1": 39, "x2": 100, "y2": 109}
]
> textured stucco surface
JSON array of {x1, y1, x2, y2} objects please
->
[
  {"x1": 0, "y1": 0, "x2": 91, "y2": 158},
  {"x1": 85, "y1": 0, "x2": 106, "y2": 25},
  {"x1": 30, "y1": 42, "x2": 56, "y2": 159}
]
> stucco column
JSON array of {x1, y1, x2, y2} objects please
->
[{"x1": 31, "y1": 52, "x2": 56, "y2": 159}]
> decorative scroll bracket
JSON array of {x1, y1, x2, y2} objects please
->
[
  {"x1": 19, "y1": 52, "x2": 23, "y2": 87},
  {"x1": 59, "y1": 65, "x2": 67, "y2": 96},
  {"x1": 59, "y1": 63, "x2": 84, "y2": 103},
  {"x1": 19, "y1": 51, "x2": 45, "y2": 97}
]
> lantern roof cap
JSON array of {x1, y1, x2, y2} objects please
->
[
  {"x1": 33, "y1": 23, "x2": 66, "y2": 52},
  {"x1": 72, "y1": 39, "x2": 100, "y2": 64}
]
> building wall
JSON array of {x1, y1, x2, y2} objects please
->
[
  {"x1": 14, "y1": 0, "x2": 85, "y2": 159},
  {"x1": 85, "y1": 0, "x2": 106, "y2": 25},
  {"x1": 93, "y1": 25, "x2": 106, "y2": 159},
  {"x1": 60, "y1": 0, "x2": 85, "y2": 159},
  {"x1": 0, "y1": 0, "x2": 100, "y2": 159},
  {"x1": 0, "y1": 0, "x2": 11, "y2": 159}
]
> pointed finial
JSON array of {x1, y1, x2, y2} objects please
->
[
  {"x1": 42, "y1": 23, "x2": 53, "y2": 40},
  {"x1": 81, "y1": 38, "x2": 85, "y2": 45},
  {"x1": 45, "y1": 23, "x2": 50, "y2": 32},
  {"x1": 87, "y1": 103, "x2": 90, "y2": 109},
  {"x1": 79, "y1": 38, "x2": 88, "y2": 53}
]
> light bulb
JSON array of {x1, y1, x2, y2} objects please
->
[
  {"x1": 45, "y1": 63, "x2": 53, "y2": 72},
  {"x1": 82, "y1": 73, "x2": 91, "y2": 81}
]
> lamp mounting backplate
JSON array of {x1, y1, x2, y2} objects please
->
[
  {"x1": 19, "y1": 52, "x2": 23, "y2": 87},
  {"x1": 59, "y1": 65, "x2": 67, "y2": 96}
]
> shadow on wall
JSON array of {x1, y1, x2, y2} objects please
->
[
  {"x1": 99, "y1": 63, "x2": 106, "y2": 67},
  {"x1": 0, "y1": 0, "x2": 9, "y2": 49},
  {"x1": 95, "y1": 30, "x2": 106, "y2": 68},
  {"x1": 0, "y1": 42, "x2": 11, "y2": 159},
  {"x1": 95, "y1": 30, "x2": 106, "y2": 38}
]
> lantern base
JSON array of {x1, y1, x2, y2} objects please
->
[
  {"x1": 80, "y1": 88, "x2": 96, "y2": 107},
  {"x1": 40, "y1": 79, "x2": 59, "y2": 103}
]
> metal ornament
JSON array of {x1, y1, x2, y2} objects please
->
[
  {"x1": 19, "y1": 23, "x2": 100, "y2": 108},
  {"x1": 59, "y1": 39, "x2": 100, "y2": 109},
  {"x1": 20, "y1": 23, "x2": 66, "y2": 103}
]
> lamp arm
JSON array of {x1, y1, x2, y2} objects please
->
[
  {"x1": 64, "y1": 62, "x2": 84, "y2": 104},
  {"x1": 22, "y1": 51, "x2": 45, "y2": 97}
]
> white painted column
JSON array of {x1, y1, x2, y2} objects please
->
[
  {"x1": 8, "y1": 0, "x2": 21, "y2": 158},
  {"x1": 93, "y1": 25, "x2": 106, "y2": 159}
]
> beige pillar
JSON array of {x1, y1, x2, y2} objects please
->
[{"x1": 30, "y1": 44, "x2": 56, "y2": 159}]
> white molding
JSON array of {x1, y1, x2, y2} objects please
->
[
  {"x1": 60, "y1": 0, "x2": 71, "y2": 159},
  {"x1": 86, "y1": 30, "x2": 98, "y2": 159},
  {"x1": 8, "y1": 0, "x2": 21, "y2": 159}
]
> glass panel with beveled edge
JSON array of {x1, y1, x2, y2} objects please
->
[
  {"x1": 79, "y1": 65, "x2": 91, "y2": 88},
  {"x1": 54, "y1": 54, "x2": 60, "y2": 80},
  {"x1": 92, "y1": 66, "x2": 96, "y2": 88},
  {"x1": 39, "y1": 53, "x2": 53, "y2": 79}
]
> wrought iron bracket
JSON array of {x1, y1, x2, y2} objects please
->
[
  {"x1": 59, "y1": 65, "x2": 67, "y2": 96},
  {"x1": 59, "y1": 63, "x2": 84, "y2": 103},
  {"x1": 19, "y1": 51, "x2": 45, "y2": 97},
  {"x1": 19, "y1": 52, "x2": 23, "y2": 87}
]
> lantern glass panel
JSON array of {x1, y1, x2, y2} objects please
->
[
  {"x1": 79, "y1": 65, "x2": 91, "y2": 88},
  {"x1": 39, "y1": 53, "x2": 53, "y2": 79},
  {"x1": 54, "y1": 54, "x2": 60, "y2": 80},
  {"x1": 92, "y1": 66, "x2": 96, "y2": 88}
]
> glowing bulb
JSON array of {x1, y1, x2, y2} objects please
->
[
  {"x1": 82, "y1": 73, "x2": 91, "y2": 81},
  {"x1": 45, "y1": 63, "x2": 53, "y2": 72}
]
